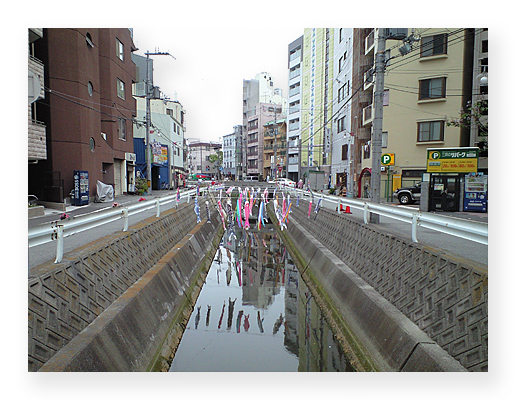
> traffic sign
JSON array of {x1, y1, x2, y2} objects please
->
[{"x1": 381, "y1": 153, "x2": 395, "y2": 165}]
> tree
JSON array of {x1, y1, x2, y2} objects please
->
[
  {"x1": 209, "y1": 151, "x2": 223, "y2": 179},
  {"x1": 446, "y1": 97, "x2": 488, "y2": 155}
]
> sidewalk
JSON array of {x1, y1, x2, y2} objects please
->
[{"x1": 29, "y1": 189, "x2": 181, "y2": 227}]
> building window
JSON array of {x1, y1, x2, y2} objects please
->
[
  {"x1": 337, "y1": 117, "x2": 346, "y2": 132},
  {"x1": 89, "y1": 137, "x2": 95, "y2": 152},
  {"x1": 382, "y1": 131, "x2": 388, "y2": 148},
  {"x1": 116, "y1": 38, "x2": 124, "y2": 61},
  {"x1": 418, "y1": 121, "x2": 444, "y2": 142},
  {"x1": 117, "y1": 78, "x2": 125, "y2": 99},
  {"x1": 118, "y1": 118, "x2": 126, "y2": 140},
  {"x1": 88, "y1": 81, "x2": 93, "y2": 96},
  {"x1": 419, "y1": 77, "x2": 446, "y2": 100},
  {"x1": 338, "y1": 85, "x2": 345, "y2": 102},
  {"x1": 341, "y1": 144, "x2": 348, "y2": 160},
  {"x1": 420, "y1": 34, "x2": 448, "y2": 57}
]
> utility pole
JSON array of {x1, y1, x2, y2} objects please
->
[
  {"x1": 370, "y1": 28, "x2": 386, "y2": 223},
  {"x1": 145, "y1": 50, "x2": 175, "y2": 195}
]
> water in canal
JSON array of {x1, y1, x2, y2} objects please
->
[{"x1": 169, "y1": 223, "x2": 354, "y2": 372}]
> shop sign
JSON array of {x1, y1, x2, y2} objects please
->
[{"x1": 426, "y1": 147, "x2": 478, "y2": 173}]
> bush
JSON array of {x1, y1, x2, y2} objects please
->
[{"x1": 135, "y1": 177, "x2": 148, "y2": 195}]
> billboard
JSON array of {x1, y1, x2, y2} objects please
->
[{"x1": 426, "y1": 147, "x2": 478, "y2": 173}]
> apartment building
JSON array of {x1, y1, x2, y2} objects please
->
[
  {"x1": 263, "y1": 119, "x2": 287, "y2": 180},
  {"x1": 29, "y1": 28, "x2": 137, "y2": 202},
  {"x1": 300, "y1": 28, "x2": 334, "y2": 184},
  {"x1": 349, "y1": 28, "x2": 482, "y2": 204},
  {"x1": 243, "y1": 73, "x2": 286, "y2": 179},
  {"x1": 331, "y1": 28, "x2": 354, "y2": 193},
  {"x1": 246, "y1": 103, "x2": 283, "y2": 178},
  {"x1": 188, "y1": 140, "x2": 222, "y2": 179},
  {"x1": 28, "y1": 29, "x2": 46, "y2": 163},
  {"x1": 286, "y1": 36, "x2": 303, "y2": 182},
  {"x1": 470, "y1": 28, "x2": 488, "y2": 169},
  {"x1": 222, "y1": 125, "x2": 244, "y2": 180}
]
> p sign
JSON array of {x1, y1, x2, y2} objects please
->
[{"x1": 381, "y1": 153, "x2": 395, "y2": 165}]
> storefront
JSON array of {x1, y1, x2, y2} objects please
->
[{"x1": 425, "y1": 147, "x2": 486, "y2": 212}]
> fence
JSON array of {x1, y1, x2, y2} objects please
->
[{"x1": 29, "y1": 183, "x2": 487, "y2": 265}]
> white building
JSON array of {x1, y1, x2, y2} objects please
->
[
  {"x1": 222, "y1": 125, "x2": 244, "y2": 179},
  {"x1": 287, "y1": 36, "x2": 303, "y2": 182},
  {"x1": 133, "y1": 96, "x2": 187, "y2": 188}
]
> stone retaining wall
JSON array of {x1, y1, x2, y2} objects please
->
[
  {"x1": 39, "y1": 215, "x2": 223, "y2": 371},
  {"x1": 28, "y1": 199, "x2": 218, "y2": 371},
  {"x1": 281, "y1": 199, "x2": 487, "y2": 371}
]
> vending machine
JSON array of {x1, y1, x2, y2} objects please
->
[
  {"x1": 72, "y1": 170, "x2": 90, "y2": 206},
  {"x1": 463, "y1": 172, "x2": 487, "y2": 212}
]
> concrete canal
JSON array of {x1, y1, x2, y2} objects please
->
[{"x1": 169, "y1": 224, "x2": 355, "y2": 372}]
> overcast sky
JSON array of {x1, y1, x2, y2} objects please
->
[{"x1": 131, "y1": 17, "x2": 301, "y2": 143}]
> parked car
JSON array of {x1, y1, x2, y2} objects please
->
[
  {"x1": 272, "y1": 178, "x2": 296, "y2": 188},
  {"x1": 243, "y1": 176, "x2": 259, "y2": 182},
  {"x1": 393, "y1": 182, "x2": 422, "y2": 204}
]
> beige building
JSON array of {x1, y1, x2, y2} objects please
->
[{"x1": 357, "y1": 28, "x2": 480, "y2": 199}]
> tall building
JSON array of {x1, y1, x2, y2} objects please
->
[
  {"x1": 286, "y1": 36, "x2": 303, "y2": 182},
  {"x1": 300, "y1": 28, "x2": 335, "y2": 184},
  {"x1": 30, "y1": 28, "x2": 137, "y2": 201},
  {"x1": 331, "y1": 28, "x2": 354, "y2": 193},
  {"x1": 350, "y1": 28, "x2": 375, "y2": 197},
  {"x1": 246, "y1": 103, "x2": 283, "y2": 179},
  {"x1": 263, "y1": 119, "x2": 287, "y2": 180},
  {"x1": 243, "y1": 73, "x2": 286, "y2": 178}
]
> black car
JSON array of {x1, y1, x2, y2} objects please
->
[{"x1": 393, "y1": 182, "x2": 421, "y2": 205}]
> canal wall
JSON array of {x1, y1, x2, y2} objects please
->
[
  {"x1": 270, "y1": 199, "x2": 487, "y2": 372},
  {"x1": 29, "y1": 197, "x2": 221, "y2": 371}
]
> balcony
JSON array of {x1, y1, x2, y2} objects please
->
[
  {"x1": 365, "y1": 31, "x2": 375, "y2": 55},
  {"x1": 362, "y1": 104, "x2": 373, "y2": 126},
  {"x1": 357, "y1": 127, "x2": 371, "y2": 140},
  {"x1": 28, "y1": 120, "x2": 47, "y2": 160},
  {"x1": 358, "y1": 90, "x2": 372, "y2": 105},
  {"x1": 364, "y1": 67, "x2": 374, "y2": 91}
]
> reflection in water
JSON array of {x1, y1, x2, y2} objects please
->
[{"x1": 169, "y1": 223, "x2": 354, "y2": 372}]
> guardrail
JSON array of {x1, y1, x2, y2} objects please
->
[
  {"x1": 281, "y1": 187, "x2": 488, "y2": 246},
  {"x1": 29, "y1": 183, "x2": 488, "y2": 265},
  {"x1": 28, "y1": 188, "x2": 199, "y2": 263}
]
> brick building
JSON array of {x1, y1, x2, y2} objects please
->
[{"x1": 29, "y1": 28, "x2": 137, "y2": 202}]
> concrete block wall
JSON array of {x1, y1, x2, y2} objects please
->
[
  {"x1": 28, "y1": 199, "x2": 218, "y2": 371},
  {"x1": 39, "y1": 213, "x2": 223, "y2": 371},
  {"x1": 285, "y1": 199, "x2": 488, "y2": 371}
]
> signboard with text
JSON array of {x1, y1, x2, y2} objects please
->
[{"x1": 426, "y1": 148, "x2": 478, "y2": 173}]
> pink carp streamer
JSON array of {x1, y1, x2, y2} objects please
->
[{"x1": 244, "y1": 200, "x2": 250, "y2": 230}]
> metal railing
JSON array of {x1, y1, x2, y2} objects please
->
[
  {"x1": 29, "y1": 183, "x2": 488, "y2": 265},
  {"x1": 280, "y1": 187, "x2": 488, "y2": 246},
  {"x1": 28, "y1": 188, "x2": 199, "y2": 264}
]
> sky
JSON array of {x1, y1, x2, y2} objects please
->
[{"x1": 130, "y1": 16, "x2": 300, "y2": 143}]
